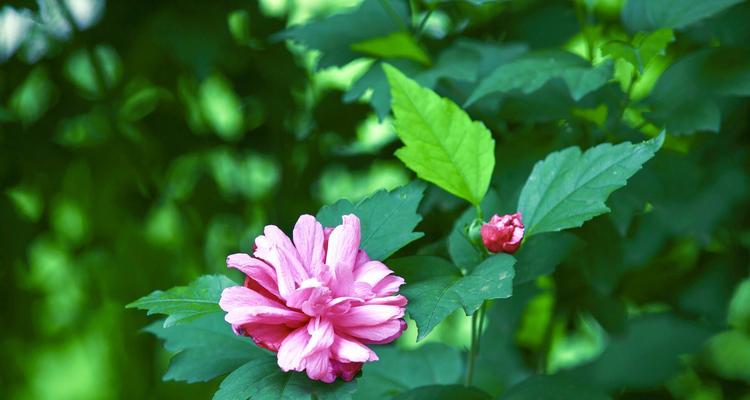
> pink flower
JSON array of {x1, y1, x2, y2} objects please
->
[
  {"x1": 481, "y1": 212, "x2": 524, "y2": 254},
  {"x1": 219, "y1": 214, "x2": 407, "y2": 383}
]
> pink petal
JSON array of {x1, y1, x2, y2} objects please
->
[
  {"x1": 339, "y1": 319, "x2": 406, "y2": 344},
  {"x1": 302, "y1": 318, "x2": 335, "y2": 357},
  {"x1": 293, "y1": 215, "x2": 325, "y2": 275},
  {"x1": 353, "y1": 260, "x2": 393, "y2": 287},
  {"x1": 219, "y1": 286, "x2": 285, "y2": 310},
  {"x1": 240, "y1": 323, "x2": 292, "y2": 352},
  {"x1": 325, "y1": 214, "x2": 360, "y2": 273},
  {"x1": 333, "y1": 304, "x2": 404, "y2": 327},
  {"x1": 254, "y1": 225, "x2": 309, "y2": 299},
  {"x1": 331, "y1": 335, "x2": 378, "y2": 363},
  {"x1": 225, "y1": 305, "x2": 308, "y2": 326},
  {"x1": 277, "y1": 325, "x2": 310, "y2": 372},
  {"x1": 364, "y1": 295, "x2": 408, "y2": 307},
  {"x1": 226, "y1": 255, "x2": 281, "y2": 298},
  {"x1": 372, "y1": 275, "x2": 405, "y2": 296},
  {"x1": 303, "y1": 350, "x2": 335, "y2": 383}
]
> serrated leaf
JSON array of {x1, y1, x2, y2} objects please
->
[
  {"x1": 214, "y1": 356, "x2": 356, "y2": 400},
  {"x1": 384, "y1": 64, "x2": 495, "y2": 205},
  {"x1": 355, "y1": 344, "x2": 463, "y2": 400},
  {"x1": 127, "y1": 274, "x2": 237, "y2": 327},
  {"x1": 351, "y1": 32, "x2": 431, "y2": 66},
  {"x1": 316, "y1": 181, "x2": 425, "y2": 261},
  {"x1": 518, "y1": 133, "x2": 664, "y2": 237},
  {"x1": 465, "y1": 51, "x2": 613, "y2": 105},
  {"x1": 145, "y1": 313, "x2": 264, "y2": 383},
  {"x1": 622, "y1": 0, "x2": 744, "y2": 31},
  {"x1": 393, "y1": 385, "x2": 491, "y2": 400},
  {"x1": 278, "y1": 0, "x2": 408, "y2": 70},
  {"x1": 390, "y1": 255, "x2": 515, "y2": 340},
  {"x1": 499, "y1": 375, "x2": 610, "y2": 400}
]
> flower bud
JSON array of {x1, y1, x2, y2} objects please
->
[{"x1": 481, "y1": 212, "x2": 524, "y2": 254}]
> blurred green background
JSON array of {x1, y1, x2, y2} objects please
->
[
  {"x1": 2, "y1": 0, "x2": 750, "y2": 399},
  {"x1": 1, "y1": 1, "x2": 412, "y2": 398}
]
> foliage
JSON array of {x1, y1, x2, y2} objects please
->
[{"x1": 3, "y1": 0, "x2": 750, "y2": 399}]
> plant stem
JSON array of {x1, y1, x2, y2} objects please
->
[
  {"x1": 414, "y1": 10, "x2": 434, "y2": 39},
  {"x1": 465, "y1": 310, "x2": 478, "y2": 386}
]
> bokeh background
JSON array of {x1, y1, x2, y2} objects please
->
[{"x1": 2, "y1": 0, "x2": 749, "y2": 399}]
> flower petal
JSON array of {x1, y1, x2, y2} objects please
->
[
  {"x1": 225, "y1": 305, "x2": 308, "y2": 326},
  {"x1": 339, "y1": 319, "x2": 406, "y2": 344},
  {"x1": 219, "y1": 286, "x2": 285, "y2": 311},
  {"x1": 293, "y1": 215, "x2": 325, "y2": 275},
  {"x1": 302, "y1": 318, "x2": 335, "y2": 357},
  {"x1": 372, "y1": 275, "x2": 405, "y2": 296},
  {"x1": 353, "y1": 260, "x2": 393, "y2": 287},
  {"x1": 325, "y1": 214, "x2": 360, "y2": 273},
  {"x1": 255, "y1": 225, "x2": 309, "y2": 298},
  {"x1": 226, "y1": 254, "x2": 280, "y2": 298},
  {"x1": 331, "y1": 335, "x2": 377, "y2": 363},
  {"x1": 333, "y1": 304, "x2": 404, "y2": 327},
  {"x1": 277, "y1": 325, "x2": 310, "y2": 372}
]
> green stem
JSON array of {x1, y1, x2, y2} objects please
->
[
  {"x1": 465, "y1": 310, "x2": 478, "y2": 386},
  {"x1": 414, "y1": 10, "x2": 434, "y2": 39}
]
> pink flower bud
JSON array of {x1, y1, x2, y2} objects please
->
[{"x1": 481, "y1": 212, "x2": 524, "y2": 254}]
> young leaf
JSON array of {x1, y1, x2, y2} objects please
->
[
  {"x1": 622, "y1": 0, "x2": 744, "y2": 31},
  {"x1": 214, "y1": 356, "x2": 357, "y2": 400},
  {"x1": 316, "y1": 181, "x2": 425, "y2": 261},
  {"x1": 518, "y1": 133, "x2": 665, "y2": 238},
  {"x1": 384, "y1": 64, "x2": 495, "y2": 205},
  {"x1": 465, "y1": 51, "x2": 613, "y2": 105},
  {"x1": 355, "y1": 344, "x2": 463, "y2": 400},
  {"x1": 601, "y1": 29, "x2": 674, "y2": 73},
  {"x1": 145, "y1": 313, "x2": 264, "y2": 383},
  {"x1": 127, "y1": 274, "x2": 237, "y2": 327},
  {"x1": 390, "y1": 255, "x2": 515, "y2": 340},
  {"x1": 351, "y1": 32, "x2": 431, "y2": 66}
]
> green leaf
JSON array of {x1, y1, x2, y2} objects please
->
[
  {"x1": 601, "y1": 29, "x2": 674, "y2": 73},
  {"x1": 622, "y1": 0, "x2": 744, "y2": 31},
  {"x1": 518, "y1": 133, "x2": 664, "y2": 237},
  {"x1": 700, "y1": 330, "x2": 750, "y2": 384},
  {"x1": 499, "y1": 375, "x2": 610, "y2": 400},
  {"x1": 355, "y1": 344, "x2": 463, "y2": 400},
  {"x1": 728, "y1": 279, "x2": 750, "y2": 332},
  {"x1": 127, "y1": 274, "x2": 237, "y2": 327},
  {"x1": 513, "y1": 232, "x2": 582, "y2": 285},
  {"x1": 214, "y1": 356, "x2": 356, "y2": 400},
  {"x1": 384, "y1": 64, "x2": 495, "y2": 205},
  {"x1": 569, "y1": 313, "x2": 714, "y2": 390},
  {"x1": 317, "y1": 181, "x2": 425, "y2": 261},
  {"x1": 145, "y1": 313, "x2": 264, "y2": 383},
  {"x1": 646, "y1": 48, "x2": 750, "y2": 135},
  {"x1": 351, "y1": 32, "x2": 431, "y2": 66},
  {"x1": 393, "y1": 385, "x2": 491, "y2": 400},
  {"x1": 279, "y1": 0, "x2": 408, "y2": 70},
  {"x1": 465, "y1": 51, "x2": 613, "y2": 105},
  {"x1": 391, "y1": 255, "x2": 515, "y2": 340}
]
